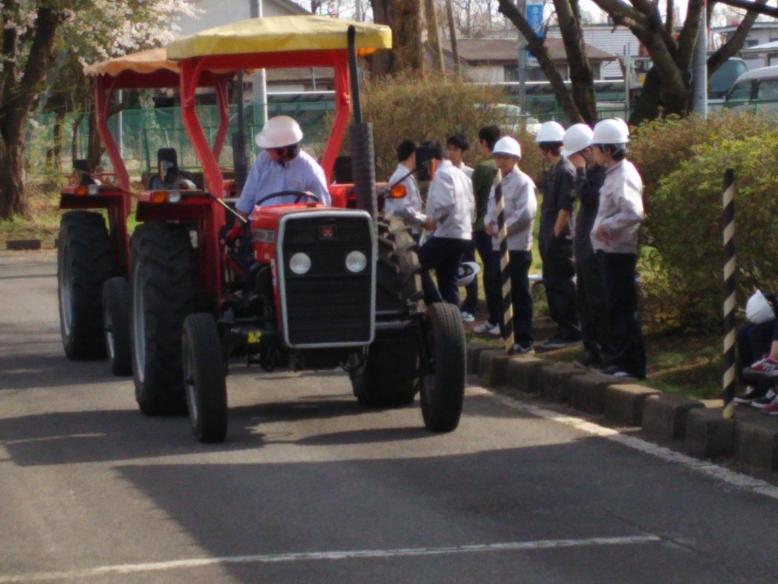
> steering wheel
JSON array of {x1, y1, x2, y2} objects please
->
[{"x1": 255, "y1": 190, "x2": 321, "y2": 207}]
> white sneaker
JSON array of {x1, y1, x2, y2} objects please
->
[
  {"x1": 461, "y1": 311, "x2": 475, "y2": 323},
  {"x1": 474, "y1": 321, "x2": 500, "y2": 336}
]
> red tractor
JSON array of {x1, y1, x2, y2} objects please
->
[
  {"x1": 128, "y1": 15, "x2": 467, "y2": 442},
  {"x1": 58, "y1": 49, "x2": 232, "y2": 377}
]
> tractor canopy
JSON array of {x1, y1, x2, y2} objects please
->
[{"x1": 166, "y1": 15, "x2": 392, "y2": 198}]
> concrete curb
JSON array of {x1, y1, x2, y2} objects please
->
[
  {"x1": 685, "y1": 408, "x2": 735, "y2": 459},
  {"x1": 642, "y1": 394, "x2": 704, "y2": 440},
  {"x1": 6, "y1": 239, "x2": 41, "y2": 251},
  {"x1": 604, "y1": 384, "x2": 661, "y2": 426},
  {"x1": 466, "y1": 341, "x2": 778, "y2": 476},
  {"x1": 538, "y1": 362, "x2": 587, "y2": 403},
  {"x1": 506, "y1": 355, "x2": 545, "y2": 393},
  {"x1": 735, "y1": 418, "x2": 778, "y2": 472}
]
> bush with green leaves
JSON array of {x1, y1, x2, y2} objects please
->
[
  {"x1": 644, "y1": 133, "x2": 778, "y2": 331},
  {"x1": 362, "y1": 73, "x2": 543, "y2": 182}
]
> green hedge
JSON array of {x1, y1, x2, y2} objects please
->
[{"x1": 637, "y1": 124, "x2": 778, "y2": 331}]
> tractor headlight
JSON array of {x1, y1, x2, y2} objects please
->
[
  {"x1": 345, "y1": 250, "x2": 367, "y2": 273},
  {"x1": 289, "y1": 252, "x2": 312, "y2": 275}
]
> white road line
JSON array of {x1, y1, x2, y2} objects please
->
[
  {"x1": 0, "y1": 536, "x2": 660, "y2": 582},
  {"x1": 473, "y1": 386, "x2": 778, "y2": 500}
]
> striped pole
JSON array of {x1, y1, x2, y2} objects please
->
[
  {"x1": 493, "y1": 170, "x2": 515, "y2": 354},
  {"x1": 722, "y1": 168, "x2": 736, "y2": 419}
]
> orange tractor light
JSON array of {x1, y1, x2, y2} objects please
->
[{"x1": 389, "y1": 184, "x2": 407, "y2": 199}]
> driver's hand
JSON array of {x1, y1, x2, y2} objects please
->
[{"x1": 225, "y1": 223, "x2": 244, "y2": 243}]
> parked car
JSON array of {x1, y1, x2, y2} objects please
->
[
  {"x1": 724, "y1": 65, "x2": 778, "y2": 114},
  {"x1": 475, "y1": 102, "x2": 541, "y2": 136}
]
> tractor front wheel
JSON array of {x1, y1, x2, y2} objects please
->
[
  {"x1": 131, "y1": 222, "x2": 196, "y2": 415},
  {"x1": 57, "y1": 211, "x2": 112, "y2": 360},
  {"x1": 182, "y1": 313, "x2": 227, "y2": 443},
  {"x1": 420, "y1": 303, "x2": 466, "y2": 433},
  {"x1": 102, "y1": 276, "x2": 132, "y2": 376}
]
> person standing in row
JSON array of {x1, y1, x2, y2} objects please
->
[
  {"x1": 446, "y1": 134, "x2": 477, "y2": 323},
  {"x1": 536, "y1": 121, "x2": 580, "y2": 348},
  {"x1": 563, "y1": 123, "x2": 607, "y2": 368},
  {"x1": 591, "y1": 119, "x2": 646, "y2": 379},
  {"x1": 484, "y1": 137, "x2": 537, "y2": 354},
  {"x1": 385, "y1": 139, "x2": 423, "y2": 241},
  {"x1": 419, "y1": 144, "x2": 475, "y2": 305},
  {"x1": 472, "y1": 126, "x2": 503, "y2": 337}
]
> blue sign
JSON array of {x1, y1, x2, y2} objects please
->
[{"x1": 526, "y1": 3, "x2": 544, "y2": 39}]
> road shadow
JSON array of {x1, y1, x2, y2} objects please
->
[{"x1": 0, "y1": 351, "x2": 118, "y2": 391}]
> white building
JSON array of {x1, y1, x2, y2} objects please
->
[
  {"x1": 177, "y1": 0, "x2": 308, "y2": 37},
  {"x1": 714, "y1": 21, "x2": 778, "y2": 70}
]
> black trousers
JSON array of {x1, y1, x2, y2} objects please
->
[
  {"x1": 736, "y1": 319, "x2": 778, "y2": 385},
  {"x1": 540, "y1": 237, "x2": 579, "y2": 339},
  {"x1": 461, "y1": 239, "x2": 478, "y2": 314},
  {"x1": 504, "y1": 250, "x2": 534, "y2": 347},
  {"x1": 598, "y1": 251, "x2": 646, "y2": 378},
  {"x1": 419, "y1": 236, "x2": 470, "y2": 305},
  {"x1": 476, "y1": 231, "x2": 502, "y2": 325},
  {"x1": 576, "y1": 251, "x2": 606, "y2": 362}
]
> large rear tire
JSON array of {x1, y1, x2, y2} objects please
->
[
  {"x1": 350, "y1": 217, "x2": 424, "y2": 407},
  {"x1": 57, "y1": 211, "x2": 112, "y2": 360},
  {"x1": 183, "y1": 313, "x2": 227, "y2": 443},
  {"x1": 102, "y1": 276, "x2": 132, "y2": 376},
  {"x1": 421, "y1": 303, "x2": 466, "y2": 433},
  {"x1": 131, "y1": 222, "x2": 196, "y2": 415}
]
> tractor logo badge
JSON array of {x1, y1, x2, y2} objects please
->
[{"x1": 319, "y1": 225, "x2": 336, "y2": 239}]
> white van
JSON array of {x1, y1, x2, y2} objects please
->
[{"x1": 725, "y1": 65, "x2": 778, "y2": 114}]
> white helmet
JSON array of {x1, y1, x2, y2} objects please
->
[
  {"x1": 456, "y1": 261, "x2": 481, "y2": 287},
  {"x1": 535, "y1": 121, "x2": 565, "y2": 143},
  {"x1": 561, "y1": 123, "x2": 594, "y2": 157},
  {"x1": 746, "y1": 289, "x2": 775, "y2": 324},
  {"x1": 592, "y1": 118, "x2": 629, "y2": 145},
  {"x1": 255, "y1": 115, "x2": 304, "y2": 149},
  {"x1": 492, "y1": 136, "x2": 522, "y2": 159}
]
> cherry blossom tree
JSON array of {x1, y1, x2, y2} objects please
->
[{"x1": 0, "y1": 0, "x2": 197, "y2": 219}]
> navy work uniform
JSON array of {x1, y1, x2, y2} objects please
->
[{"x1": 539, "y1": 157, "x2": 580, "y2": 341}]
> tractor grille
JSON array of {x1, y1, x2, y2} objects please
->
[{"x1": 279, "y1": 212, "x2": 374, "y2": 347}]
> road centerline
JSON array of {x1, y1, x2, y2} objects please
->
[{"x1": 0, "y1": 535, "x2": 662, "y2": 582}]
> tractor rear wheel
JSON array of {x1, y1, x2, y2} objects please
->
[
  {"x1": 421, "y1": 303, "x2": 466, "y2": 433},
  {"x1": 182, "y1": 313, "x2": 227, "y2": 443},
  {"x1": 57, "y1": 211, "x2": 112, "y2": 360},
  {"x1": 102, "y1": 276, "x2": 132, "y2": 376},
  {"x1": 131, "y1": 222, "x2": 196, "y2": 415},
  {"x1": 350, "y1": 217, "x2": 424, "y2": 407}
]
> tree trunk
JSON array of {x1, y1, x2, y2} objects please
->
[
  {"x1": 370, "y1": 0, "x2": 423, "y2": 75},
  {"x1": 424, "y1": 0, "x2": 444, "y2": 73},
  {"x1": 0, "y1": 5, "x2": 61, "y2": 219},
  {"x1": 0, "y1": 138, "x2": 27, "y2": 217},
  {"x1": 446, "y1": 0, "x2": 460, "y2": 76},
  {"x1": 498, "y1": 0, "x2": 584, "y2": 123},
  {"x1": 629, "y1": 67, "x2": 662, "y2": 125},
  {"x1": 554, "y1": 0, "x2": 597, "y2": 123}
]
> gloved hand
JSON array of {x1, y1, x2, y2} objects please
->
[{"x1": 225, "y1": 222, "x2": 244, "y2": 243}]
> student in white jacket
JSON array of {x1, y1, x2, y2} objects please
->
[
  {"x1": 484, "y1": 136, "x2": 537, "y2": 353},
  {"x1": 590, "y1": 118, "x2": 646, "y2": 379},
  {"x1": 418, "y1": 143, "x2": 475, "y2": 306},
  {"x1": 385, "y1": 140, "x2": 423, "y2": 240}
]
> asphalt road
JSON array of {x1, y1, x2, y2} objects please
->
[{"x1": 3, "y1": 249, "x2": 778, "y2": 583}]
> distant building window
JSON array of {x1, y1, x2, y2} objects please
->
[{"x1": 747, "y1": 39, "x2": 760, "y2": 47}]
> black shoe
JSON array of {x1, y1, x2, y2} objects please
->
[
  {"x1": 512, "y1": 343, "x2": 535, "y2": 355},
  {"x1": 542, "y1": 336, "x2": 580, "y2": 349},
  {"x1": 733, "y1": 385, "x2": 766, "y2": 405}
]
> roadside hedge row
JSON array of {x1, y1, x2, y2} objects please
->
[{"x1": 631, "y1": 112, "x2": 778, "y2": 332}]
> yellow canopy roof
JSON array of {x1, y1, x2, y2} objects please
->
[
  {"x1": 167, "y1": 15, "x2": 392, "y2": 60},
  {"x1": 83, "y1": 48, "x2": 176, "y2": 77}
]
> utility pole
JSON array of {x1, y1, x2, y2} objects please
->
[
  {"x1": 424, "y1": 0, "x2": 445, "y2": 72},
  {"x1": 692, "y1": 3, "x2": 708, "y2": 117},
  {"x1": 251, "y1": 0, "x2": 268, "y2": 127},
  {"x1": 517, "y1": 0, "x2": 527, "y2": 125}
]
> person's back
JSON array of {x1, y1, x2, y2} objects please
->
[{"x1": 426, "y1": 159, "x2": 474, "y2": 240}]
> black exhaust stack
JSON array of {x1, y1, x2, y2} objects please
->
[{"x1": 347, "y1": 26, "x2": 378, "y2": 220}]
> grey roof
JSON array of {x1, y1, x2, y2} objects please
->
[{"x1": 447, "y1": 37, "x2": 617, "y2": 64}]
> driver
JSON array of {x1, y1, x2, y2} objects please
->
[{"x1": 236, "y1": 115, "x2": 331, "y2": 218}]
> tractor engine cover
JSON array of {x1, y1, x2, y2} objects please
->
[{"x1": 251, "y1": 206, "x2": 376, "y2": 348}]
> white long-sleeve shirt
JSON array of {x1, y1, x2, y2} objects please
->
[
  {"x1": 590, "y1": 159, "x2": 644, "y2": 254},
  {"x1": 426, "y1": 159, "x2": 474, "y2": 240},
  {"x1": 385, "y1": 162, "x2": 423, "y2": 234},
  {"x1": 485, "y1": 166, "x2": 537, "y2": 252}
]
